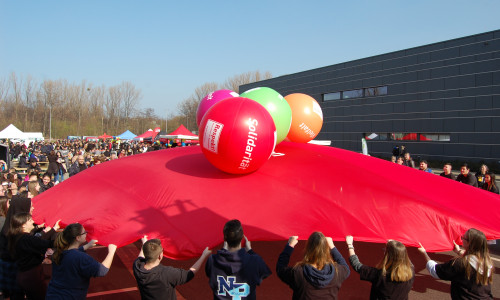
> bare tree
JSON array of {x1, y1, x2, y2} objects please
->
[
  {"x1": 0, "y1": 69, "x2": 272, "y2": 138},
  {"x1": 0, "y1": 76, "x2": 11, "y2": 124},
  {"x1": 177, "y1": 82, "x2": 219, "y2": 131},
  {"x1": 193, "y1": 82, "x2": 219, "y2": 102},
  {"x1": 0, "y1": 76, "x2": 10, "y2": 102},
  {"x1": 177, "y1": 96, "x2": 199, "y2": 131},
  {"x1": 105, "y1": 85, "x2": 123, "y2": 132},
  {"x1": 22, "y1": 75, "x2": 37, "y2": 130},
  {"x1": 222, "y1": 70, "x2": 272, "y2": 93},
  {"x1": 88, "y1": 85, "x2": 106, "y2": 133},
  {"x1": 40, "y1": 80, "x2": 61, "y2": 135},
  {"x1": 10, "y1": 72, "x2": 23, "y2": 121},
  {"x1": 120, "y1": 81, "x2": 141, "y2": 127}
]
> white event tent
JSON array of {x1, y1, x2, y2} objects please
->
[{"x1": 0, "y1": 124, "x2": 44, "y2": 143}]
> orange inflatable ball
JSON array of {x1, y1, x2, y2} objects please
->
[{"x1": 284, "y1": 93, "x2": 323, "y2": 143}]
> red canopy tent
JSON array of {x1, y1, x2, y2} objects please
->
[
  {"x1": 159, "y1": 124, "x2": 198, "y2": 144},
  {"x1": 168, "y1": 124, "x2": 197, "y2": 137},
  {"x1": 135, "y1": 127, "x2": 161, "y2": 141},
  {"x1": 98, "y1": 133, "x2": 113, "y2": 139}
]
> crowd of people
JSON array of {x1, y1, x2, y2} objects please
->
[
  {"x1": 0, "y1": 139, "x2": 496, "y2": 299},
  {"x1": 0, "y1": 215, "x2": 495, "y2": 299},
  {"x1": 0, "y1": 138, "x2": 180, "y2": 199},
  {"x1": 390, "y1": 146, "x2": 499, "y2": 194},
  {"x1": 0, "y1": 138, "x2": 190, "y2": 299}
]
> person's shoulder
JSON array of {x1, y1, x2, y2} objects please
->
[
  {"x1": 64, "y1": 248, "x2": 95, "y2": 265},
  {"x1": 133, "y1": 257, "x2": 148, "y2": 271},
  {"x1": 437, "y1": 257, "x2": 463, "y2": 271},
  {"x1": 161, "y1": 264, "x2": 186, "y2": 274},
  {"x1": 245, "y1": 250, "x2": 268, "y2": 265}
]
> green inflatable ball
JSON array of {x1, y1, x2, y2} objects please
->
[{"x1": 240, "y1": 87, "x2": 292, "y2": 144}]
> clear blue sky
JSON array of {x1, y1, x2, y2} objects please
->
[{"x1": 1, "y1": 0, "x2": 499, "y2": 118}]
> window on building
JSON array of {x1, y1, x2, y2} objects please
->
[
  {"x1": 364, "y1": 133, "x2": 389, "y2": 140},
  {"x1": 391, "y1": 133, "x2": 418, "y2": 141},
  {"x1": 364, "y1": 86, "x2": 387, "y2": 97},
  {"x1": 323, "y1": 92, "x2": 341, "y2": 101},
  {"x1": 342, "y1": 89, "x2": 363, "y2": 99},
  {"x1": 420, "y1": 133, "x2": 450, "y2": 141}
]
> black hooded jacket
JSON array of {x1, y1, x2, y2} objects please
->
[
  {"x1": 133, "y1": 257, "x2": 193, "y2": 300},
  {"x1": 205, "y1": 248, "x2": 271, "y2": 300}
]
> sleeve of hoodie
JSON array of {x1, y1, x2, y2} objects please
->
[
  {"x1": 164, "y1": 266, "x2": 194, "y2": 286},
  {"x1": 349, "y1": 255, "x2": 380, "y2": 283},
  {"x1": 248, "y1": 249, "x2": 271, "y2": 282},
  {"x1": 276, "y1": 244, "x2": 297, "y2": 288},
  {"x1": 205, "y1": 254, "x2": 217, "y2": 290},
  {"x1": 434, "y1": 259, "x2": 459, "y2": 281},
  {"x1": 331, "y1": 247, "x2": 350, "y2": 280}
]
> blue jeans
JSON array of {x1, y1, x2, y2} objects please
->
[{"x1": 54, "y1": 168, "x2": 64, "y2": 182}]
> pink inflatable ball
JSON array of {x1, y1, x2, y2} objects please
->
[
  {"x1": 196, "y1": 89, "x2": 239, "y2": 127},
  {"x1": 284, "y1": 93, "x2": 323, "y2": 143},
  {"x1": 199, "y1": 97, "x2": 277, "y2": 174}
]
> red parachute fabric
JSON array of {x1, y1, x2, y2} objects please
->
[{"x1": 32, "y1": 142, "x2": 500, "y2": 260}]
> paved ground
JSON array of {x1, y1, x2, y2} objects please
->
[{"x1": 72, "y1": 239, "x2": 499, "y2": 300}]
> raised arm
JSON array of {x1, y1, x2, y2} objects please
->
[
  {"x1": 345, "y1": 235, "x2": 363, "y2": 273},
  {"x1": 138, "y1": 235, "x2": 148, "y2": 258},
  {"x1": 453, "y1": 240, "x2": 465, "y2": 256},
  {"x1": 101, "y1": 244, "x2": 117, "y2": 269},
  {"x1": 417, "y1": 242, "x2": 439, "y2": 279},
  {"x1": 276, "y1": 236, "x2": 298, "y2": 285},
  {"x1": 326, "y1": 237, "x2": 350, "y2": 277},
  {"x1": 189, "y1": 247, "x2": 212, "y2": 274}
]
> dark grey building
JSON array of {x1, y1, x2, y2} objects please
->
[{"x1": 240, "y1": 30, "x2": 500, "y2": 166}]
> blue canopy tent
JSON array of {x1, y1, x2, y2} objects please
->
[{"x1": 115, "y1": 130, "x2": 137, "y2": 140}]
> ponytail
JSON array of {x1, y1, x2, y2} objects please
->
[{"x1": 52, "y1": 223, "x2": 83, "y2": 265}]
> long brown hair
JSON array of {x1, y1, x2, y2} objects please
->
[
  {"x1": 296, "y1": 232, "x2": 334, "y2": 270},
  {"x1": 0, "y1": 197, "x2": 8, "y2": 218},
  {"x1": 376, "y1": 240, "x2": 413, "y2": 282},
  {"x1": 459, "y1": 228, "x2": 493, "y2": 285},
  {"x1": 485, "y1": 172, "x2": 497, "y2": 191},
  {"x1": 52, "y1": 223, "x2": 84, "y2": 265}
]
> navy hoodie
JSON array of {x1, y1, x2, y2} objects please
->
[{"x1": 205, "y1": 248, "x2": 271, "y2": 300}]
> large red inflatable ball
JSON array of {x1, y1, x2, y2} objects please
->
[
  {"x1": 240, "y1": 87, "x2": 291, "y2": 144},
  {"x1": 199, "y1": 97, "x2": 277, "y2": 174},
  {"x1": 196, "y1": 89, "x2": 239, "y2": 127},
  {"x1": 284, "y1": 93, "x2": 323, "y2": 143}
]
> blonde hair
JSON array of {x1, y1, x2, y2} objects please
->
[
  {"x1": 27, "y1": 181, "x2": 39, "y2": 197},
  {"x1": 376, "y1": 240, "x2": 413, "y2": 282},
  {"x1": 459, "y1": 228, "x2": 493, "y2": 285}
]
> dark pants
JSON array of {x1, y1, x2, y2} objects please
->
[{"x1": 17, "y1": 264, "x2": 47, "y2": 300}]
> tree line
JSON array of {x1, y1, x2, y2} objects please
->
[{"x1": 0, "y1": 71, "x2": 271, "y2": 139}]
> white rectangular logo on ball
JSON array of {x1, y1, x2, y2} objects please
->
[{"x1": 203, "y1": 119, "x2": 224, "y2": 154}]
